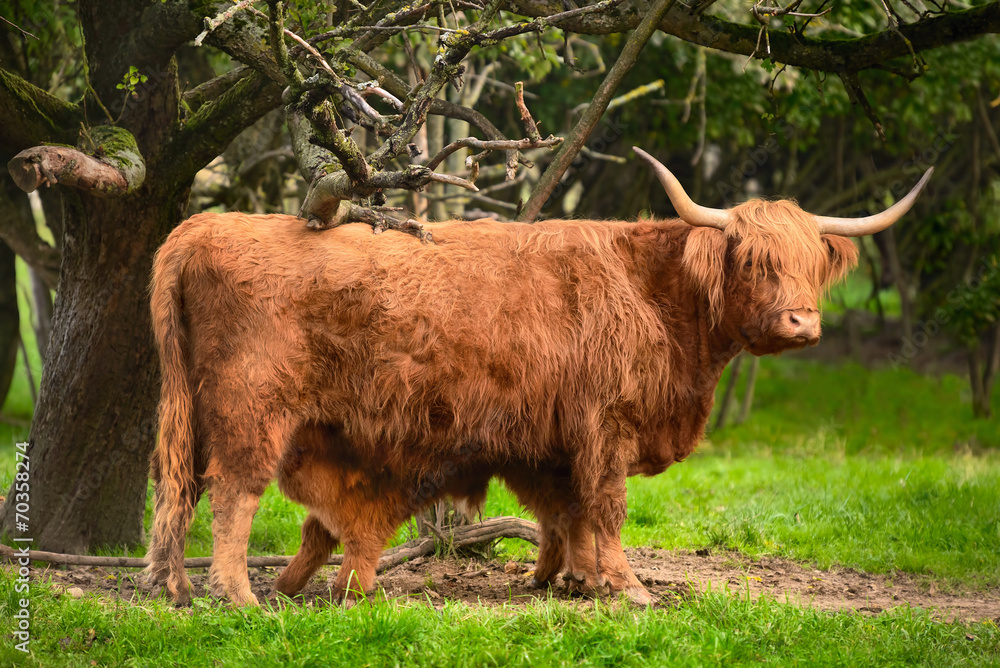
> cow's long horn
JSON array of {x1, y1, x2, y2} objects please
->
[
  {"x1": 633, "y1": 147, "x2": 729, "y2": 230},
  {"x1": 813, "y1": 167, "x2": 934, "y2": 237}
]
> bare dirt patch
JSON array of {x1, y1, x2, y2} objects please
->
[{"x1": 29, "y1": 548, "x2": 1000, "y2": 623}]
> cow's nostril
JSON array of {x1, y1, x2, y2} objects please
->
[{"x1": 788, "y1": 313, "x2": 801, "y2": 326}]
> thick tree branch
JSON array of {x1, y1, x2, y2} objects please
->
[
  {"x1": 166, "y1": 69, "x2": 283, "y2": 182},
  {"x1": 181, "y1": 66, "x2": 251, "y2": 114},
  {"x1": 505, "y1": 0, "x2": 1000, "y2": 73},
  {"x1": 0, "y1": 68, "x2": 81, "y2": 153},
  {"x1": 519, "y1": 0, "x2": 675, "y2": 221},
  {"x1": 0, "y1": 177, "x2": 59, "y2": 289},
  {"x1": 8, "y1": 126, "x2": 145, "y2": 197}
]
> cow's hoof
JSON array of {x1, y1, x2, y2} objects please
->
[
  {"x1": 621, "y1": 587, "x2": 653, "y2": 606},
  {"x1": 530, "y1": 577, "x2": 553, "y2": 590},
  {"x1": 564, "y1": 572, "x2": 608, "y2": 598},
  {"x1": 171, "y1": 590, "x2": 192, "y2": 608},
  {"x1": 143, "y1": 566, "x2": 168, "y2": 587}
]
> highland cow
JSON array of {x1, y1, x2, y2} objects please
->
[{"x1": 146, "y1": 148, "x2": 931, "y2": 606}]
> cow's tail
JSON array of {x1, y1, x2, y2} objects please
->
[{"x1": 146, "y1": 235, "x2": 198, "y2": 605}]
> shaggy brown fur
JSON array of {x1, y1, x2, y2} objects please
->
[
  {"x1": 147, "y1": 206, "x2": 857, "y2": 606},
  {"x1": 271, "y1": 423, "x2": 596, "y2": 601}
]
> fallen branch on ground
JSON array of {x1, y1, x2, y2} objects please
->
[{"x1": 0, "y1": 516, "x2": 540, "y2": 571}]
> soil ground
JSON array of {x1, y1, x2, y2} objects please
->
[{"x1": 32, "y1": 548, "x2": 1000, "y2": 624}]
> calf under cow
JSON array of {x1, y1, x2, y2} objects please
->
[{"x1": 146, "y1": 148, "x2": 931, "y2": 606}]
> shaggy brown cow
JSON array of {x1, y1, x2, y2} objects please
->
[{"x1": 147, "y1": 148, "x2": 931, "y2": 606}]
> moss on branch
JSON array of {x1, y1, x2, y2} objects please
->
[
  {"x1": 165, "y1": 69, "x2": 283, "y2": 181},
  {"x1": 0, "y1": 68, "x2": 82, "y2": 153}
]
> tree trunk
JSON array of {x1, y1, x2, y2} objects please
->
[
  {"x1": 714, "y1": 353, "x2": 743, "y2": 430},
  {"x1": 969, "y1": 348, "x2": 990, "y2": 419},
  {"x1": 880, "y1": 226, "x2": 913, "y2": 343},
  {"x1": 735, "y1": 355, "x2": 759, "y2": 425},
  {"x1": 0, "y1": 240, "x2": 18, "y2": 407},
  {"x1": 0, "y1": 185, "x2": 186, "y2": 551},
  {"x1": 969, "y1": 324, "x2": 1000, "y2": 420},
  {"x1": 28, "y1": 267, "x2": 52, "y2": 362}
]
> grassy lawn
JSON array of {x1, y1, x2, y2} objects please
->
[
  {"x1": 1, "y1": 573, "x2": 997, "y2": 668},
  {"x1": 2, "y1": 272, "x2": 1000, "y2": 664}
]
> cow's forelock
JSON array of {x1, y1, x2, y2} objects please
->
[{"x1": 727, "y1": 199, "x2": 829, "y2": 315}]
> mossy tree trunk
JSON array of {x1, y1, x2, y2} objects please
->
[
  {"x1": 0, "y1": 188, "x2": 188, "y2": 550},
  {"x1": 0, "y1": 0, "x2": 281, "y2": 551}
]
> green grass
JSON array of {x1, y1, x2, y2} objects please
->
[
  {"x1": 1, "y1": 572, "x2": 997, "y2": 667},
  {"x1": 624, "y1": 447, "x2": 1000, "y2": 589}
]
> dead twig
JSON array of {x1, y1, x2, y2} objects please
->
[
  {"x1": 0, "y1": 517, "x2": 539, "y2": 570},
  {"x1": 839, "y1": 72, "x2": 887, "y2": 141},
  {"x1": 194, "y1": 0, "x2": 258, "y2": 46},
  {"x1": 515, "y1": 82, "x2": 541, "y2": 142},
  {"x1": 426, "y1": 136, "x2": 562, "y2": 171},
  {"x1": 0, "y1": 15, "x2": 38, "y2": 40},
  {"x1": 744, "y1": 0, "x2": 832, "y2": 68}
]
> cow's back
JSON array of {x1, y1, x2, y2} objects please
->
[{"x1": 167, "y1": 212, "x2": 677, "y2": 468}]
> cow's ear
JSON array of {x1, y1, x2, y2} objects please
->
[
  {"x1": 683, "y1": 227, "x2": 728, "y2": 321},
  {"x1": 821, "y1": 235, "x2": 859, "y2": 286}
]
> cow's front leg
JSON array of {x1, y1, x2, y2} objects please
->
[
  {"x1": 582, "y1": 465, "x2": 651, "y2": 606},
  {"x1": 562, "y1": 520, "x2": 602, "y2": 596},
  {"x1": 330, "y1": 509, "x2": 400, "y2": 605}
]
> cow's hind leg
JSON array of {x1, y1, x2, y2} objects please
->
[
  {"x1": 204, "y1": 422, "x2": 289, "y2": 605},
  {"x1": 273, "y1": 514, "x2": 340, "y2": 597},
  {"x1": 205, "y1": 481, "x2": 265, "y2": 606}
]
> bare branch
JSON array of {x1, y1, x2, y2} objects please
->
[
  {"x1": 0, "y1": 517, "x2": 540, "y2": 570},
  {"x1": 515, "y1": 82, "x2": 541, "y2": 142},
  {"x1": 194, "y1": 0, "x2": 258, "y2": 46},
  {"x1": 839, "y1": 71, "x2": 887, "y2": 141},
  {"x1": 8, "y1": 127, "x2": 145, "y2": 197},
  {"x1": 426, "y1": 136, "x2": 562, "y2": 171},
  {"x1": 0, "y1": 15, "x2": 38, "y2": 40},
  {"x1": 360, "y1": 85, "x2": 404, "y2": 112},
  {"x1": 425, "y1": 172, "x2": 480, "y2": 191},
  {"x1": 519, "y1": 0, "x2": 677, "y2": 222}
]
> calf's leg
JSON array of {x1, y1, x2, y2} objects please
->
[{"x1": 273, "y1": 514, "x2": 340, "y2": 597}]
